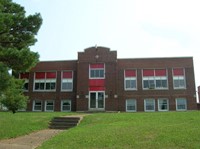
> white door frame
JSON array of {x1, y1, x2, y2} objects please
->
[{"x1": 89, "y1": 91, "x2": 105, "y2": 111}]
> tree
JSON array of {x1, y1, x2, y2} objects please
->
[
  {"x1": 0, "y1": 78, "x2": 28, "y2": 114},
  {"x1": 0, "y1": 0, "x2": 42, "y2": 113},
  {"x1": 0, "y1": 0, "x2": 42, "y2": 71},
  {"x1": 0, "y1": 62, "x2": 10, "y2": 92}
]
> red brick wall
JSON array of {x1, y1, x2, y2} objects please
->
[
  {"x1": 76, "y1": 47, "x2": 118, "y2": 111},
  {"x1": 117, "y1": 57, "x2": 197, "y2": 111},
  {"x1": 25, "y1": 61, "x2": 77, "y2": 111},
  {"x1": 24, "y1": 47, "x2": 197, "y2": 112}
]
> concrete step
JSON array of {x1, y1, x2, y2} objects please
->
[
  {"x1": 50, "y1": 122, "x2": 77, "y2": 126},
  {"x1": 52, "y1": 117, "x2": 80, "y2": 122},
  {"x1": 49, "y1": 116, "x2": 81, "y2": 130},
  {"x1": 49, "y1": 125, "x2": 76, "y2": 129}
]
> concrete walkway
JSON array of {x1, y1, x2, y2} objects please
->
[{"x1": 0, "y1": 129, "x2": 64, "y2": 149}]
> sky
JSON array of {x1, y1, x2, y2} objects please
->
[{"x1": 13, "y1": 0, "x2": 200, "y2": 92}]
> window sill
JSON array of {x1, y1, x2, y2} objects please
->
[
  {"x1": 125, "y1": 89, "x2": 137, "y2": 91},
  {"x1": 33, "y1": 90, "x2": 56, "y2": 92},
  {"x1": 61, "y1": 90, "x2": 73, "y2": 92}
]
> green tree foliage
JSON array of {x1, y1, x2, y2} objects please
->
[
  {"x1": 0, "y1": 0, "x2": 42, "y2": 71},
  {"x1": 0, "y1": 0, "x2": 42, "y2": 113},
  {"x1": 0, "y1": 62, "x2": 10, "y2": 93},
  {"x1": 0, "y1": 78, "x2": 28, "y2": 113}
]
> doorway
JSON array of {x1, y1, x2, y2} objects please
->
[{"x1": 89, "y1": 92, "x2": 105, "y2": 110}]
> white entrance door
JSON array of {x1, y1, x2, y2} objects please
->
[{"x1": 89, "y1": 92, "x2": 104, "y2": 110}]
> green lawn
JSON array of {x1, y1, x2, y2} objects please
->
[
  {"x1": 39, "y1": 111, "x2": 200, "y2": 149},
  {"x1": 0, "y1": 112, "x2": 75, "y2": 139},
  {"x1": 1, "y1": 111, "x2": 200, "y2": 148}
]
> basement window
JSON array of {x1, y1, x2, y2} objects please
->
[
  {"x1": 144, "y1": 99, "x2": 155, "y2": 112},
  {"x1": 176, "y1": 98, "x2": 187, "y2": 111},
  {"x1": 45, "y1": 100, "x2": 54, "y2": 112},
  {"x1": 33, "y1": 100, "x2": 42, "y2": 111},
  {"x1": 61, "y1": 100, "x2": 71, "y2": 112},
  {"x1": 126, "y1": 99, "x2": 137, "y2": 112},
  {"x1": 158, "y1": 98, "x2": 169, "y2": 111}
]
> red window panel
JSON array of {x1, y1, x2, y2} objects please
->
[
  {"x1": 173, "y1": 68, "x2": 184, "y2": 76},
  {"x1": 46, "y1": 72, "x2": 56, "y2": 79},
  {"x1": 89, "y1": 86, "x2": 105, "y2": 91},
  {"x1": 143, "y1": 69, "x2": 154, "y2": 76},
  {"x1": 155, "y1": 69, "x2": 166, "y2": 76},
  {"x1": 20, "y1": 73, "x2": 29, "y2": 79},
  {"x1": 35, "y1": 72, "x2": 45, "y2": 79},
  {"x1": 125, "y1": 70, "x2": 136, "y2": 77},
  {"x1": 63, "y1": 71, "x2": 72, "y2": 78},
  {"x1": 89, "y1": 79, "x2": 105, "y2": 87},
  {"x1": 90, "y1": 63, "x2": 104, "y2": 69}
]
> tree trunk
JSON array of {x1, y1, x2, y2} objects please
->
[{"x1": 12, "y1": 109, "x2": 16, "y2": 114}]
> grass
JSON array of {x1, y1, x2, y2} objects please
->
[
  {"x1": 39, "y1": 111, "x2": 200, "y2": 149},
  {"x1": 1, "y1": 111, "x2": 200, "y2": 148},
  {"x1": 0, "y1": 112, "x2": 76, "y2": 140}
]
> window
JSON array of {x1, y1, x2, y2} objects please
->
[
  {"x1": 173, "y1": 68, "x2": 186, "y2": 89},
  {"x1": 144, "y1": 99, "x2": 155, "y2": 112},
  {"x1": 126, "y1": 99, "x2": 137, "y2": 112},
  {"x1": 143, "y1": 69, "x2": 168, "y2": 89},
  {"x1": 46, "y1": 80, "x2": 56, "y2": 90},
  {"x1": 23, "y1": 82, "x2": 29, "y2": 91},
  {"x1": 33, "y1": 100, "x2": 42, "y2": 111},
  {"x1": 34, "y1": 72, "x2": 56, "y2": 91},
  {"x1": 61, "y1": 71, "x2": 73, "y2": 91},
  {"x1": 158, "y1": 99, "x2": 169, "y2": 111},
  {"x1": 61, "y1": 100, "x2": 71, "y2": 111},
  {"x1": 0, "y1": 103, "x2": 8, "y2": 111},
  {"x1": 90, "y1": 63, "x2": 105, "y2": 79},
  {"x1": 176, "y1": 98, "x2": 187, "y2": 111},
  {"x1": 45, "y1": 100, "x2": 54, "y2": 111},
  {"x1": 20, "y1": 73, "x2": 29, "y2": 91},
  {"x1": 143, "y1": 77, "x2": 155, "y2": 89},
  {"x1": 124, "y1": 70, "x2": 137, "y2": 90}
]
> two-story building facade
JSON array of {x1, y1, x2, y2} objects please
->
[{"x1": 20, "y1": 46, "x2": 197, "y2": 112}]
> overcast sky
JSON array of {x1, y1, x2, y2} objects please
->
[{"x1": 13, "y1": 0, "x2": 200, "y2": 92}]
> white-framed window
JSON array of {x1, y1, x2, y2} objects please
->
[
  {"x1": 61, "y1": 100, "x2": 71, "y2": 111},
  {"x1": 89, "y1": 63, "x2": 105, "y2": 79},
  {"x1": 20, "y1": 73, "x2": 29, "y2": 91},
  {"x1": 126, "y1": 99, "x2": 137, "y2": 112},
  {"x1": 158, "y1": 98, "x2": 169, "y2": 111},
  {"x1": 45, "y1": 100, "x2": 54, "y2": 112},
  {"x1": 176, "y1": 98, "x2": 187, "y2": 111},
  {"x1": 143, "y1": 77, "x2": 155, "y2": 89},
  {"x1": 61, "y1": 71, "x2": 73, "y2": 91},
  {"x1": 0, "y1": 103, "x2": 8, "y2": 111},
  {"x1": 34, "y1": 72, "x2": 56, "y2": 91},
  {"x1": 23, "y1": 81, "x2": 29, "y2": 91},
  {"x1": 155, "y1": 77, "x2": 168, "y2": 89},
  {"x1": 33, "y1": 100, "x2": 42, "y2": 111},
  {"x1": 45, "y1": 79, "x2": 56, "y2": 90},
  {"x1": 144, "y1": 99, "x2": 155, "y2": 112},
  {"x1": 124, "y1": 70, "x2": 137, "y2": 90},
  {"x1": 173, "y1": 68, "x2": 186, "y2": 89},
  {"x1": 34, "y1": 80, "x2": 45, "y2": 90},
  {"x1": 143, "y1": 69, "x2": 168, "y2": 90}
]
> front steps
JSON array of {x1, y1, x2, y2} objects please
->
[{"x1": 49, "y1": 116, "x2": 81, "y2": 129}]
